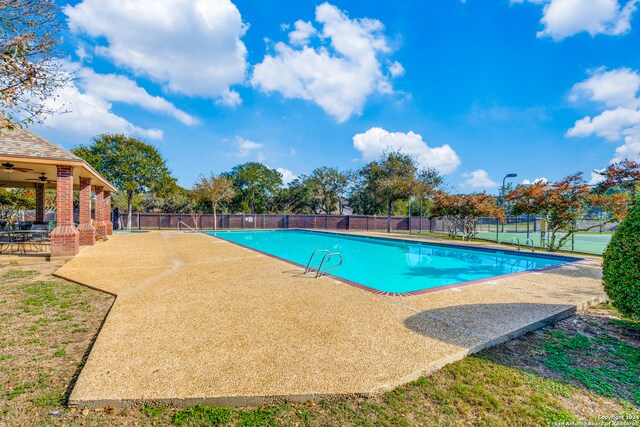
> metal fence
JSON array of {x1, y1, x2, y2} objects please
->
[
  {"x1": 117, "y1": 212, "x2": 428, "y2": 233},
  {"x1": 429, "y1": 215, "x2": 614, "y2": 255},
  {"x1": 115, "y1": 212, "x2": 613, "y2": 255}
]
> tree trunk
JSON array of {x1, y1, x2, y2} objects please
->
[
  {"x1": 387, "y1": 198, "x2": 392, "y2": 233},
  {"x1": 212, "y1": 201, "x2": 217, "y2": 231},
  {"x1": 127, "y1": 191, "x2": 133, "y2": 231},
  {"x1": 548, "y1": 230, "x2": 557, "y2": 252}
]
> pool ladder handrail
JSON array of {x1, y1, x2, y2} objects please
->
[
  {"x1": 525, "y1": 238, "x2": 535, "y2": 252},
  {"x1": 305, "y1": 249, "x2": 329, "y2": 274},
  {"x1": 305, "y1": 249, "x2": 344, "y2": 278},
  {"x1": 511, "y1": 237, "x2": 521, "y2": 251},
  {"x1": 177, "y1": 221, "x2": 198, "y2": 233}
]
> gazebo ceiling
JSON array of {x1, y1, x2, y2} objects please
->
[{"x1": 0, "y1": 127, "x2": 116, "y2": 192}]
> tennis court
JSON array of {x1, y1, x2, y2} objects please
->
[{"x1": 475, "y1": 231, "x2": 611, "y2": 255}]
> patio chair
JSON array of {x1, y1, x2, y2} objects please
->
[
  {"x1": 28, "y1": 224, "x2": 50, "y2": 252},
  {"x1": 0, "y1": 232, "x2": 25, "y2": 255},
  {"x1": 0, "y1": 232, "x2": 11, "y2": 254}
]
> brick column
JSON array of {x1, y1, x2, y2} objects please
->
[
  {"x1": 94, "y1": 185, "x2": 108, "y2": 238},
  {"x1": 104, "y1": 191, "x2": 113, "y2": 235},
  {"x1": 35, "y1": 183, "x2": 45, "y2": 222},
  {"x1": 77, "y1": 177, "x2": 95, "y2": 246},
  {"x1": 50, "y1": 165, "x2": 79, "y2": 258}
]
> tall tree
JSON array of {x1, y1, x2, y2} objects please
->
[
  {"x1": 192, "y1": 174, "x2": 235, "y2": 230},
  {"x1": 0, "y1": 0, "x2": 69, "y2": 129},
  {"x1": 72, "y1": 134, "x2": 176, "y2": 230},
  {"x1": 143, "y1": 187, "x2": 194, "y2": 213},
  {"x1": 307, "y1": 167, "x2": 349, "y2": 214},
  {"x1": 228, "y1": 162, "x2": 282, "y2": 214},
  {"x1": 507, "y1": 173, "x2": 628, "y2": 251},
  {"x1": 431, "y1": 193, "x2": 503, "y2": 240},
  {"x1": 0, "y1": 188, "x2": 34, "y2": 225},
  {"x1": 413, "y1": 167, "x2": 443, "y2": 219},
  {"x1": 273, "y1": 177, "x2": 314, "y2": 214},
  {"x1": 366, "y1": 151, "x2": 418, "y2": 233},
  {"x1": 347, "y1": 165, "x2": 385, "y2": 216},
  {"x1": 593, "y1": 160, "x2": 640, "y2": 197}
]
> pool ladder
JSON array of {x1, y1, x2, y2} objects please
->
[
  {"x1": 511, "y1": 237, "x2": 536, "y2": 252},
  {"x1": 304, "y1": 249, "x2": 343, "y2": 278},
  {"x1": 177, "y1": 221, "x2": 198, "y2": 233}
]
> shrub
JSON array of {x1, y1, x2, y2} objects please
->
[{"x1": 603, "y1": 200, "x2": 640, "y2": 320}]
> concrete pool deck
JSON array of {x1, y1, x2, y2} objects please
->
[{"x1": 54, "y1": 231, "x2": 606, "y2": 408}]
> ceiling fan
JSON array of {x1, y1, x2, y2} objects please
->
[
  {"x1": 26, "y1": 173, "x2": 56, "y2": 184},
  {"x1": 2, "y1": 162, "x2": 33, "y2": 173}
]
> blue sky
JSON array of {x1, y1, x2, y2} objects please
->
[{"x1": 36, "y1": 0, "x2": 640, "y2": 192}]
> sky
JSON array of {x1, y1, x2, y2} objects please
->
[{"x1": 33, "y1": 0, "x2": 640, "y2": 193}]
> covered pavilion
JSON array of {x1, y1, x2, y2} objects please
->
[{"x1": 0, "y1": 126, "x2": 116, "y2": 258}]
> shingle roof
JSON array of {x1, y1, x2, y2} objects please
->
[{"x1": 0, "y1": 127, "x2": 83, "y2": 161}]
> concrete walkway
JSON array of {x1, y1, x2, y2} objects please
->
[{"x1": 54, "y1": 231, "x2": 606, "y2": 408}]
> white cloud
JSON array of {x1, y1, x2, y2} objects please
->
[
  {"x1": 568, "y1": 67, "x2": 640, "y2": 163},
  {"x1": 233, "y1": 136, "x2": 265, "y2": 160},
  {"x1": 567, "y1": 107, "x2": 640, "y2": 141},
  {"x1": 522, "y1": 177, "x2": 549, "y2": 185},
  {"x1": 67, "y1": 63, "x2": 198, "y2": 126},
  {"x1": 65, "y1": 0, "x2": 248, "y2": 104},
  {"x1": 569, "y1": 67, "x2": 640, "y2": 109},
  {"x1": 462, "y1": 170, "x2": 498, "y2": 188},
  {"x1": 251, "y1": 3, "x2": 402, "y2": 123},
  {"x1": 288, "y1": 20, "x2": 316, "y2": 45},
  {"x1": 37, "y1": 84, "x2": 163, "y2": 140},
  {"x1": 388, "y1": 61, "x2": 405, "y2": 77},
  {"x1": 512, "y1": 0, "x2": 638, "y2": 40},
  {"x1": 276, "y1": 167, "x2": 297, "y2": 185},
  {"x1": 216, "y1": 89, "x2": 243, "y2": 108},
  {"x1": 588, "y1": 170, "x2": 606, "y2": 185},
  {"x1": 612, "y1": 135, "x2": 640, "y2": 162},
  {"x1": 352, "y1": 127, "x2": 461, "y2": 174}
]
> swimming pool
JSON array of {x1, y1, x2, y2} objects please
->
[{"x1": 207, "y1": 230, "x2": 579, "y2": 294}]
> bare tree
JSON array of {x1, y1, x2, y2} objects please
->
[
  {"x1": 1, "y1": 0, "x2": 69, "y2": 130},
  {"x1": 192, "y1": 174, "x2": 236, "y2": 231}
]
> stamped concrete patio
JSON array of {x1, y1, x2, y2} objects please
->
[{"x1": 54, "y1": 231, "x2": 606, "y2": 408}]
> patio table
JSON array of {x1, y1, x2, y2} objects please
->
[{"x1": 0, "y1": 230, "x2": 49, "y2": 254}]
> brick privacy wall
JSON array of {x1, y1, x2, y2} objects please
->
[
  {"x1": 35, "y1": 183, "x2": 45, "y2": 222},
  {"x1": 118, "y1": 213, "x2": 431, "y2": 232},
  {"x1": 77, "y1": 177, "x2": 95, "y2": 246},
  {"x1": 50, "y1": 166, "x2": 79, "y2": 257}
]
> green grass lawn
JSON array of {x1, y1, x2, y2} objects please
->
[{"x1": 1, "y1": 262, "x2": 638, "y2": 426}]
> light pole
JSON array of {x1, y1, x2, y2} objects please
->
[
  {"x1": 497, "y1": 173, "x2": 517, "y2": 240},
  {"x1": 408, "y1": 196, "x2": 415, "y2": 234}
]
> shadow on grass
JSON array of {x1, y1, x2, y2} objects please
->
[{"x1": 478, "y1": 311, "x2": 640, "y2": 408}]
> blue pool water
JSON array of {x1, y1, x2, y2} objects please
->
[{"x1": 206, "y1": 230, "x2": 576, "y2": 294}]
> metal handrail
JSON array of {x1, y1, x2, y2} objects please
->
[
  {"x1": 315, "y1": 252, "x2": 343, "y2": 278},
  {"x1": 525, "y1": 238, "x2": 535, "y2": 252},
  {"x1": 177, "y1": 221, "x2": 198, "y2": 233},
  {"x1": 305, "y1": 249, "x2": 330, "y2": 274},
  {"x1": 511, "y1": 237, "x2": 520, "y2": 251}
]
